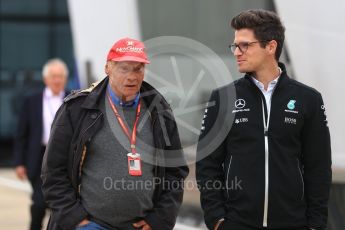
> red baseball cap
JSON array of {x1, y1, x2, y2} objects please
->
[{"x1": 106, "y1": 37, "x2": 150, "y2": 64}]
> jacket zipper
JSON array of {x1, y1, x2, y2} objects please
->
[
  {"x1": 78, "y1": 145, "x2": 87, "y2": 194},
  {"x1": 151, "y1": 109, "x2": 170, "y2": 177},
  {"x1": 73, "y1": 113, "x2": 102, "y2": 188},
  {"x1": 151, "y1": 111, "x2": 164, "y2": 205},
  {"x1": 151, "y1": 115, "x2": 159, "y2": 177},
  {"x1": 226, "y1": 155, "x2": 233, "y2": 199},
  {"x1": 261, "y1": 99, "x2": 271, "y2": 228},
  {"x1": 248, "y1": 72, "x2": 282, "y2": 228},
  {"x1": 297, "y1": 158, "x2": 304, "y2": 200}
]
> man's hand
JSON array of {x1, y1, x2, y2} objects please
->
[
  {"x1": 77, "y1": 219, "x2": 90, "y2": 227},
  {"x1": 15, "y1": 166, "x2": 27, "y2": 180},
  {"x1": 133, "y1": 220, "x2": 152, "y2": 230}
]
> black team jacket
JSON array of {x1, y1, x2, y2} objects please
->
[{"x1": 196, "y1": 63, "x2": 331, "y2": 230}]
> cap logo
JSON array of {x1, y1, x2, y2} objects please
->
[
  {"x1": 115, "y1": 46, "x2": 143, "y2": 53},
  {"x1": 127, "y1": 41, "x2": 134, "y2": 46}
]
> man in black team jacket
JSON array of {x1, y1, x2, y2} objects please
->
[{"x1": 196, "y1": 9, "x2": 331, "y2": 230}]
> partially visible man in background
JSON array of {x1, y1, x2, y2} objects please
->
[{"x1": 14, "y1": 58, "x2": 68, "y2": 230}]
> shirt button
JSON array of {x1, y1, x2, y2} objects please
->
[{"x1": 91, "y1": 113, "x2": 98, "y2": 119}]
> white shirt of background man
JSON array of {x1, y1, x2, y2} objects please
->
[{"x1": 42, "y1": 87, "x2": 64, "y2": 145}]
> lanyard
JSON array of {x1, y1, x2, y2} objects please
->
[{"x1": 107, "y1": 92, "x2": 141, "y2": 154}]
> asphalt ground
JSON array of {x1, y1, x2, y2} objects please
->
[{"x1": 0, "y1": 168, "x2": 205, "y2": 230}]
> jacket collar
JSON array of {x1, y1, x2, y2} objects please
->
[
  {"x1": 81, "y1": 77, "x2": 109, "y2": 109},
  {"x1": 81, "y1": 76, "x2": 170, "y2": 114},
  {"x1": 140, "y1": 81, "x2": 171, "y2": 113},
  {"x1": 244, "y1": 62, "x2": 290, "y2": 89}
]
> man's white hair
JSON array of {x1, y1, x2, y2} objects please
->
[{"x1": 42, "y1": 58, "x2": 69, "y2": 78}]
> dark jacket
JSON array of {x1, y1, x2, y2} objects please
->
[
  {"x1": 41, "y1": 77, "x2": 189, "y2": 230},
  {"x1": 14, "y1": 90, "x2": 67, "y2": 180},
  {"x1": 196, "y1": 63, "x2": 331, "y2": 230}
]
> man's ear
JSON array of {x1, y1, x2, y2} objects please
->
[
  {"x1": 267, "y1": 40, "x2": 278, "y2": 56},
  {"x1": 105, "y1": 62, "x2": 109, "y2": 75}
]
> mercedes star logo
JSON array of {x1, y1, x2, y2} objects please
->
[{"x1": 235, "y1": 99, "x2": 246, "y2": 109}]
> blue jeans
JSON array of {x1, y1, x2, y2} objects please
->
[{"x1": 76, "y1": 221, "x2": 109, "y2": 230}]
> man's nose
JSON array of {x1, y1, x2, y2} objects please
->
[
  {"x1": 233, "y1": 46, "x2": 242, "y2": 56},
  {"x1": 126, "y1": 73, "x2": 138, "y2": 81}
]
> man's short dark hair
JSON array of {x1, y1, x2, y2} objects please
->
[{"x1": 231, "y1": 9, "x2": 285, "y2": 61}]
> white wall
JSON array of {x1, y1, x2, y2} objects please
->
[
  {"x1": 275, "y1": 0, "x2": 345, "y2": 168},
  {"x1": 67, "y1": 0, "x2": 141, "y2": 88},
  {"x1": 67, "y1": 0, "x2": 345, "y2": 168}
]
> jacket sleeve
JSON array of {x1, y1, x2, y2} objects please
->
[
  {"x1": 196, "y1": 90, "x2": 227, "y2": 230},
  {"x1": 41, "y1": 103, "x2": 88, "y2": 230},
  {"x1": 301, "y1": 93, "x2": 332, "y2": 230},
  {"x1": 144, "y1": 111, "x2": 189, "y2": 230},
  {"x1": 13, "y1": 96, "x2": 30, "y2": 166}
]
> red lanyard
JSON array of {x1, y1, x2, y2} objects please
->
[{"x1": 107, "y1": 93, "x2": 141, "y2": 154}]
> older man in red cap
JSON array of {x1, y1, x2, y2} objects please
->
[{"x1": 41, "y1": 38, "x2": 188, "y2": 230}]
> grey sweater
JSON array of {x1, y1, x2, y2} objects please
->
[{"x1": 80, "y1": 94, "x2": 155, "y2": 229}]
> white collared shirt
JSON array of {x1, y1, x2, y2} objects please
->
[
  {"x1": 42, "y1": 87, "x2": 64, "y2": 145},
  {"x1": 251, "y1": 68, "x2": 282, "y2": 115}
]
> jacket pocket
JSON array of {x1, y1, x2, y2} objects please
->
[
  {"x1": 296, "y1": 158, "x2": 304, "y2": 200},
  {"x1": 225, "y1": 155, "x2": 233, "y2": 199}
]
